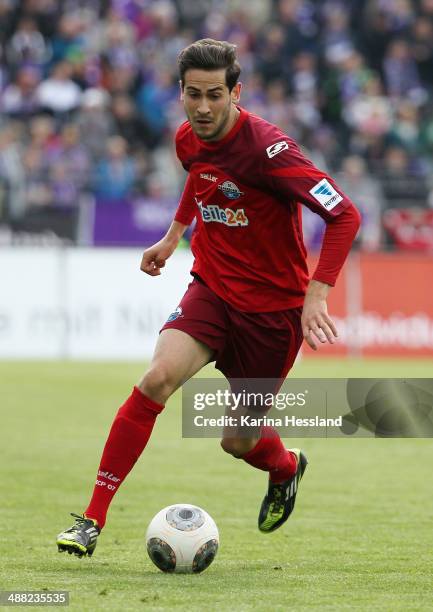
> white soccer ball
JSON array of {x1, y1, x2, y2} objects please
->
[{"x1": 146, "y1": 504, "x2": 219, "y2": 574}]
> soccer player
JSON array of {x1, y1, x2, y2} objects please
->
[{"x1": 57, "y1": 39, "x2": 361, "y2": 557}]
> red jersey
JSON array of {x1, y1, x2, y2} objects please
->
[{"x1": 174, "y1": 106, "x2": 360, "y2": 313}]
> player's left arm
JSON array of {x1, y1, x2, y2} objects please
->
[
  {"x1": 301, "y1": 204, "x2": 361, "y2": 349},
  {"x1": 262, "y1": 138, "x2": 361, "y2": 350}
]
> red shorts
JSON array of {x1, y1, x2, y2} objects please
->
[{"x1": 161, "y1": 278, "x2": 303, "y2": 381}]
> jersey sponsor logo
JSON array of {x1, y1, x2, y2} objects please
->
[
  {"x1": 167, "y1": 306, "x2": 183, "y2": 322},
  {"x1": 196, "y1": 198, "x2": 249, "y2": 227},
  {"x1": 266, "y1": 140, "x2": 289, "y2": 158},
  {"x1": 200, "y1": 172, "x2": 218, "y2": 183},
  {"x1": 218, "y1": 180, "x2": 244, "y2": 200},
  {"x1": 309, "y1": 178, "x2": 343, "y2": 211}
]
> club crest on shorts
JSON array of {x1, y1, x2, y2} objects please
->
[
  {"x1": 218, "y1": 180, "x2": 244, "y2": 200},
  {"x1": 167, "y1": 306, "x2": 183, "y2": 322}
]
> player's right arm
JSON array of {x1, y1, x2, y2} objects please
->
[
  {"x1": 140, "y1": 174, "x2": 196, "y2": 276},
  {"x1": 140, "y1": 220, "x2": 188, "y2": 276}
]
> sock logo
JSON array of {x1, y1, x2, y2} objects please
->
[
  {"x1": 98, "y1": 470, "x2": 120, "y2": 482},
  {"x1": 95, "y1": 480, "x2": 117, "y2": 491}
]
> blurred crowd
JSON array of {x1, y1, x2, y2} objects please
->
[{"x1": 1, "y1": 0, "x2": 433, "y2": 250}]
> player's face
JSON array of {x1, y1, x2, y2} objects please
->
[{"x1": 181, "y1": 69, "x2": 241, "y2": 141}]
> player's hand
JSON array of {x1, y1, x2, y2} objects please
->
[
  {"x1": 140, "y1": 238, "x2": 177, "y2": 276},
  {"x1": 301, "y1": 281, "x2": 338, "y2": 351}
]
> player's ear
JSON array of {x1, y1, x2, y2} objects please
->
[
  {"x1": 231, "y1": 82, "x2": 242, "y2": 104},
  {"x1": 179, "y1": 79, "x2": 184, "y2": 101}
]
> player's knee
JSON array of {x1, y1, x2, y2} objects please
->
[
  {"x1": 220, "y1": 437, "x2": 255, "y2": 458},
  {"x1": 138, "y1": 364, "x2": 176, "y2": 404}
]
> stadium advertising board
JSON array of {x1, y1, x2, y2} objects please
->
[
  {"x1": 0, "y1": 250, "x2": 431, "y2": 358},
  {"x1": 92, "y1": 197, "x2": 179, "y2": 247},
  {"x1": 306, "y1": 253, "x2": 433, "y2": 357}
]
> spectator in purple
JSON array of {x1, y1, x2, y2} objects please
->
[
  {"x1": 28, "y1": 115, "x2": 60, "y2": 159},
  {"x1": 378, "y1": 0, "x2": 415, "y2": 35},
  {"x1": 343, "y1": 74, "x2": 393, "y2": 139},
  {"x1": 6, "y1": 16, "x2": 51, "y2": 67},
  {"x1": 321, "y1": 3, "x2": 354, "y2": 65},
  {"x1": 101, "y1": 11, "x2": 138, "y2": 71},
  {"x1": 239, "y1": 72, "x2": 267, "y2": 117},
  {"x1": 411, "y1": 15, "x2": 433, "y2": 87},
  {"x1": 50, "y1": 161, "x2": 81, "y2": 208},
  {"x1": 0, "y1": 123, "x2": 26, "y2": 220},
  {"x1": 255, "y1": 23, "x2": 290, "y2": 85},
  {"x1": 75, "y1": 88, "x2": 114, "y2": 161},
  {"x1": 94, "y1": 136, "x2": 136, "y2": 201},
  {"x1": 136, "y1": 67, "x2": 178, "y2": 145},
  {"x1": 389, "y1": 101, "x2": 423, "y2": 157},
  {"x1": 278, "y1": 0, "x2": 319, "y2": 57},
  {"x1": 1, "y1": 66, "x2": 41, "y2": 117},
  {"x1": 337, "y1": 51, "x2": 374, "y2": 107},
  {"x1": 111, "y1": 94, "x2": 157, "y2": 151},
  {"x1": 54, "y1": 123, "x2": 91, "y2": 191},
  {"x1": 50, "y1": 13, "x2": 86, "y2": 65},
  {"x1": 22, "y1": 144, "x2": 52, "y2": 209},
  {"x1": 336, "y1": 155, "x2": 384, "y2": 251},
  {"x1": 383, "y1": 38, "x2": 425, "y2": 103},
  {"x1": 378, "y1": 146, "x2": 429, "y2": 209},
  {"x1": 291, "y1": 52, "x2": 321, "y2": 128}
]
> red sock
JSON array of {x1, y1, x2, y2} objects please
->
[
  {"x1": 84, "y1": 386, "x2": 163, "y2": 528},
  {"x1": 242, "y1": 426, "x2": 297, "y2": 483}
]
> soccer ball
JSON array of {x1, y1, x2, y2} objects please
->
[{"x1": 146, "y1": 504, "x2": 219, "y2": 574}]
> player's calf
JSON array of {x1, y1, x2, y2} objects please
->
[
  {"x1": 138, "y1": 363, "x2": 178, "y2": 405},
  {"x1": 220, "y1": 436, "x2": 258, "y2": 458}
]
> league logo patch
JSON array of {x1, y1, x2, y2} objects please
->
[
  {"x1": 266, "y1": 141, "x2": 289, "y2": 158},
  {"x1": 309, "y1": 178, "x2": 343, "y2": 211},
  {"x1": 166, "y1": 306, "x2": 183, "y2": 322},
  {"x1": 218, "y1": 180, "x2": 244, "y2": 200}
]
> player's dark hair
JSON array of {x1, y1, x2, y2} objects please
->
[{"x1": 178, "y1": 39, "x2": 241, "y2": 91}]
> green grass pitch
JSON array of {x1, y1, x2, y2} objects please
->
[{"x1": 1, "y1": 358, "x2": 432, "y2": 611}]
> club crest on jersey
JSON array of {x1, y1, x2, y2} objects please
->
[
  {"x1": 196, "y1": 198, "x2": 248, "y2": 227},
  {"x1": 166, "y1": 306, "x2": 183, "y2": 322},
  {"x1": 309, "y1": 178, "x2": 343, "y2": 211},
  {"x1": 266, "y1": 141, "x2": 289, "y2": 158},
  {"x1": 218, "y1": 180, "x2": 244, "y2": 200}
]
